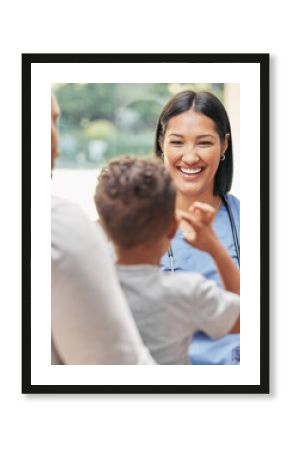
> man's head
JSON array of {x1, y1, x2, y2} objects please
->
[
  {"x1": 95, "y1": 156, "x2": 177, "y2": 250},
  {"x1": 51, "y1": 94, "x2": 60, "y2": 170}
]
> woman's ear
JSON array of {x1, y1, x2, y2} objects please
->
[
  {"x1": 159, "y1": 138, "x2": 164, "y2": 159},
  {"x1": 222, "y1": 133, "x2": 231, "y2": 155}
]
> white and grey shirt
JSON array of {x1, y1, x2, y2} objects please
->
[{"x1": 117, "y1": 264, "x2": 240, "y2": 365}]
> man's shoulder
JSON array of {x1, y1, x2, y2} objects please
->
[
  {"x1": 52, "y1": 195, "x2": 92, "y2": 231},
  {"x1": 51, "y1": 196, "x2": 105, "y2": 261},
  {"x1": 52, "y1": 195, "x2": 84, "y2": 216}
]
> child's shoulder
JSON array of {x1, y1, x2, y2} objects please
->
[
  {"x1": 161, "y1": 271, "x2": 207, "y2": 299},
  {"x1": 160, "y1": 271, "x2": 231, "y2": 319}
]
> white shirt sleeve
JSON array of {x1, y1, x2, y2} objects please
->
[
  {"x1": 190, "y1": 275, "x2": 240, "y2": 339},
  {"x1": 51, "y1": 197, "x2": 155, "y2": 365}
]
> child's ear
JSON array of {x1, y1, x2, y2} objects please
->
[{"x1": 166, "y1": 215, "x2": 178, "y2": 240}]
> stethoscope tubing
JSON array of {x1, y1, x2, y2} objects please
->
[{"x1": 221, "y1": 194, "x2": 240, "y2": 266}]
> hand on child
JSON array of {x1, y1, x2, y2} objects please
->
[{"x1": 176, "y1": 202, "x2": 218, "y2": 254}]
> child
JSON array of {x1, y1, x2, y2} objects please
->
[{"x1": 95, "y1": 156, "x2": 240, "y2": 365}]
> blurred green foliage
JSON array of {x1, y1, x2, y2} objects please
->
[{"x1": 53, "y1": 83, "x2": 224, "y2": 169}]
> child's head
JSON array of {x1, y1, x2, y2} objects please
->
[{"x1": 95, "y1": 156, "x2": 176, "y2": 249}]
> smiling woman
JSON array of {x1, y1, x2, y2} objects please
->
[
  {"x1": 154, "y1": 90, "x2": 240, "y2": 365},
  {"x1": 160, "y1": 109, "x2": 230, "y2": 209}
]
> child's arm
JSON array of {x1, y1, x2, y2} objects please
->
[
  {"x1": 177, "y1": 202, "x2": 240, "y2": 295},
  {"x1": 177, "y1": 203, "x2": 240, "y2": 334}
]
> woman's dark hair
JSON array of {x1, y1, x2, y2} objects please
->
[{"x1": 154, "y1": 90, "x2": 233, "y2": 195}]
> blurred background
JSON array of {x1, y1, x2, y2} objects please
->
[{"x1": 52, "y1": 83, "x2": 240, "y2": 220}]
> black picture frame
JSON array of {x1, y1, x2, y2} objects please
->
[{"x1": 22, "y1": 53, "x2": 269, "y2": 394}]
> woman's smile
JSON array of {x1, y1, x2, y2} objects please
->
[{"x1": 176, "y1": 164, "x2": 206, "y2": 179}]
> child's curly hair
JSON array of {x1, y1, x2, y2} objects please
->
[{"x1": 95, "y1": 156, "x2": 176, "y2": 248}]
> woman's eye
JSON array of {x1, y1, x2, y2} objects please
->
[
  {"x1": 199, "y1": 141, "x2": 212, "y2": 146},
  {"x1": 170, "y1": 140, "x2": 183, "y2": 145}
]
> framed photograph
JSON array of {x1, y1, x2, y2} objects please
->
[{"x1": 22, "y1": 53, "x2": 269, "y2": 394}]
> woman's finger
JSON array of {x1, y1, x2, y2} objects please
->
[
  {"x1": 191, "y1": 201, "x2": 216, "y2": 213},
  {"x1": 189, "y1": 202, "x2": 216, "y2": 224},
  {"x1": 178, "y1": 210, "x2": 203, "y2": 230}
]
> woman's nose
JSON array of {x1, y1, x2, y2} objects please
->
[{"x1": 181, "y1": 146, "x2": 200, "y2": 165}]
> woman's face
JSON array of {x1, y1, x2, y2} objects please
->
[{"x1": 161, "y1": 109, "x2": 228, "y2": 201}]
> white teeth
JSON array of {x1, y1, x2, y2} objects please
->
[{"x1": 179, "y1": 167, "x2": 202, "y2": 174}]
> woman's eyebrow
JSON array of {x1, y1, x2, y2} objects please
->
[
  {"x1": 196, "y1": 134, "x2": 214, "y2": 138},
  {"x1": 168, "y1": 133, "x2": 184, "y2": 137},
  {"x1": 168, "y1": 132, "x2": 215, "y2": 138}
]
